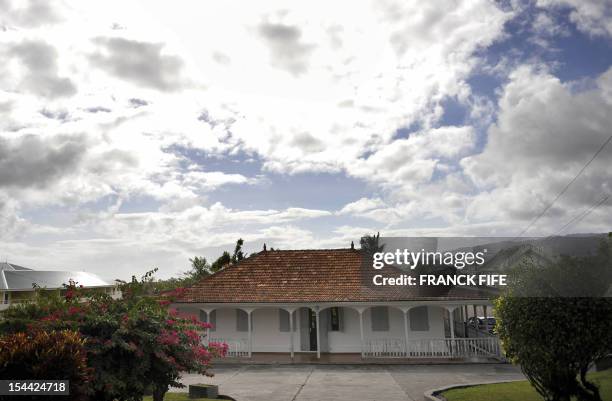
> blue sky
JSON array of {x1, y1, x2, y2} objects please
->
[{"x1": 0, "y1": 0, "x2": 611, "y2": 280}]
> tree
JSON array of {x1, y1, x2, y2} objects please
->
[
  {"x1": 231, "y1": 238, "x2": 246, "y2": 264},
  {"x1": 186, "y1": 256, "x2": 211, "y2": 281},
  {"x1": 495, "y1": 237, "x2": 612, "y2": 401},
  {"x1": 211, "y1": 238, "x2": 248, "y2": 272},
  {"x1": 211, "y1": 251, "x2": 231, "y2": 272},
  {"x1": 360, "y1": 232, "x2": 384, "y2": 255},
  {"x1": 152, "y1": 238, "x2": 249, "y2": 291}
]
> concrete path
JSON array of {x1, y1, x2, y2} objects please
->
[{"x1": 177, "y1": 364, "x2": 524, "y2": 401}]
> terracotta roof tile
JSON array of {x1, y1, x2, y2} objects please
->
[{"x1": 176, "y1": 248, "x2": 491, "y2": 303}]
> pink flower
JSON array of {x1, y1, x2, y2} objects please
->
[
  {"x1": 158, "y1": 330, "x2": 180, "y2": 346},
  {"x1": 68, "y1": 306, "x2": 81, "y2": 315}
]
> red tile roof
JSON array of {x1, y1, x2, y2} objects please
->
[{"x1": 176, "y1": 248, "x2": 492, "y2": 304}]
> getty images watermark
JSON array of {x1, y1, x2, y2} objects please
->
[
  {"x1": 371, "y1": 247, "x2": 507, "y2": 287},
  {"x1": 359, "y1": 235, "x2": 611, "y2": 297}
]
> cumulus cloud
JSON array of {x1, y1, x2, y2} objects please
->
[
  {"x1": 0, "y1": 134, "x2": 86, "y2": 188},
  {"x1": 352, "y1": 126, "x2": 476, "y2": 187},
  {"x1": 338, "y1": 197, "x2": 386, "y2": 215},
  {"x1": 462, "y1": 66, "x2": 612, "y2": 230},
  {"x1": 258, "y1": 21, "x2": 315, "y2": 76},
  {"x1": 3, "y1": 40, "x2": 76, "y2": 98},
  {"x1": 0, "y1": 0, "x2": 62, "y2": 28},
  {"x1": 0, "y1": 195, "x2": 26, "y2": 240},
  {"x1": 90, "y1": 37, "x2": 186, "y2": 91},
  {"x1": 181, "y1": 171, "x2": 258, "y2": 190},
  {"x1": 538, "y1": 0, "x2": 612, "y2": 37}
]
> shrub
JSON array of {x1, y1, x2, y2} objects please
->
[
  {"x1": 495, "y1": 238, "x2": 612, "y2": 401},
  {"x1": 0, "y1": 271, "x2": 227, "y2": 401},
  {"x1": 496, "y1": 296, "x2": 612, "y2": 401},
  {"x1": 0, "y1": 330, "x2": 89, "y2": 401}
]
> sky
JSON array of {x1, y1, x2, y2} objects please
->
[{"x1": 1, "y1": 0, "x2": 611, "y2": 281}]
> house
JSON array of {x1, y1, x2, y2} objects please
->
[
  {"x1": 173, "y1": 248, "x2": 502, "y2": 362},
  {"x1": 0, "y1": 261, "x2": 118, "y2": 310}
]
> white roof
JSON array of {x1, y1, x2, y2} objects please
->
[{"x1": 0, "y1": 262, "x2": 112, "y2": 291}]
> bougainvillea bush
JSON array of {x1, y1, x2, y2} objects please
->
[{"x1": 0, "y1": 271, "x2": 227, "y2": 401}]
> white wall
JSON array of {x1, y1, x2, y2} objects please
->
[
  {"x1": 252, "y1": 308, "x2": 294, "y2": 352},
  {"x1": 178, "y1": 305, "x2": 448, "y2": 354}
]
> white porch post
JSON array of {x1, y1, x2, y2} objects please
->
[
  {"x1": 247, "y1": 310, "x2": 253, "y2": 358},
  {"x1": 448, "y1": 307, "x2": 455, "y2": 339},
  {"x1": 358, "y1": 309, "x2": 365, "y2": 358},
  {"x1": 315, "y1": 307, "x2": 321, "y2": 359},
  {"x1": 483, "y1": 305, "x2": 489, "y2": 333},
  {"x1": 402, "y1": 308, "x2": 410, "y2": 358},
  {"x1": 289, "y1": 309, "x2": 295, "y2": 359},
  {"x1": 447, "y1": 306, "x2": 456, "y2": 358},
  {"x1": 202, "y1": 308, "x2": 214, "y2": 342}
]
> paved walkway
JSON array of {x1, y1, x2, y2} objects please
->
[{"x1": 177, "y1": 364, "x2": 524, "y2": 401}]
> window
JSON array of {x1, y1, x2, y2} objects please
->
[
  {"x1": 329, "y1": 307, "x2": 342, "y2": 331},
  {"x1": 409, "y1": 306, "x2": 430, "y2": 331},
  {"x1": 279, "y1": 310, "x2": 291, "y2": 332},
  {"x1": 236, "y1": 309, "x2": 249, "y2": 332},
  {"x1": 3, "y1": 293, "x2": 8, "y2": 304},
  {"x1": 371, "y1": 306, "x2": 389, "y2": 331},
  {"x1": 199, "y1": 310, "x2": 216, "y2": 332}
]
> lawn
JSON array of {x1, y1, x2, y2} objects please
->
[
  {"x1": 143, "y1": 394, "x2": 219, "y2": 401},
  {"x1": 442, "y1": 369, "x2": 612, "y2": 401}
]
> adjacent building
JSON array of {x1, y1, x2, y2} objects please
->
[{"x1": 0, "y1": 261, "x2": 118, "y2": 310}]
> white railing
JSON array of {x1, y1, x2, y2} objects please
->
[
  {"x1": 364, "y1": 338, "x2": 406, "y2": 357},
  {"x1": 206, "y1": 337, "x2": 249, "y2": 358},
  {"x1": 363, "y1": 337, "x2": 503, "y2": 359}
]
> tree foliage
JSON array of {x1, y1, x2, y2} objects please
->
[
  {"x1": 495, "y1": 237, "x2": 612, "y2": 401},
  {"x1": 360, "y1": 232, "x2": 384, "y2": 255},
  {"x1": 186, "y1": 256, "x2": 211, "y2": 281},
  {"x1": 210, "y1": 251, "x2": 231, "y2": 272},
  {"x1": 152, "y1": 238, "x2": 248, "y2": 292},
  {"x1": 211, "y1": 238, "x2": 247, "y2": 272}
]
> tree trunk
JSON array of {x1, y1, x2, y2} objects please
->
[
  {"x1": 578, "y1": 367, "x2": 602, "y2": 401},
  {"x1": 152, "y1": 385, "x2": 167, "y2": 401}
]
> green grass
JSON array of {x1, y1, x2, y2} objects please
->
[
  {"x1": 442, "y1": 369, "x2": 612, "y2": 401},
  {"x1": 142, "y1": 394, "x2": 218, "y2": 401}
]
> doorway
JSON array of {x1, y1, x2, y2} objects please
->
[
  {"x1": 308, "y1": 309, "x2": 317, "y2": 351},
  {"x1": 300, "y1": 307, "x2": 319, "y2": 352}
]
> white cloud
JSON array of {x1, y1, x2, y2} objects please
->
[
  {"x1": 2, "y1": 40, "x2": 77, "y2": 98},
  {"x1": 538, "y1": 0, "x2": 612, "y2": 37},
  {"x1": 351, "y1": 126, "x2": 477, "y2": 188},
  {"x1": 462, "y1": 65, "x2": 612, "y2": 233},
  {"x1": 89, "y1": 37, "x2": 188, "y2": 91},
  {"x1": 0, "y1": 0, "x2": 63, "y2": 28},
  {"x1": 338, "y1": 197, "x2": 386, "y2": 215}
]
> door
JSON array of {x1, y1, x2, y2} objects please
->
[{"x1": 308, "y1": 309, "x2": 317, "y2": 351}]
